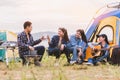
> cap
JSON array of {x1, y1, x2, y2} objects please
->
[{"x1": 96, "y1": 34, "x2": 107, "y2": 38}]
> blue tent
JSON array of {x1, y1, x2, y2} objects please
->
[{"x1": 86, "y1": 2, "x2": 120, "y2": 46}]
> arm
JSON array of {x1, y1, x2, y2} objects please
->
[
  {"x1": 62, "y1": 39, "x2": 68, "y2": 47},
  {"x1": 70, "y1": 36, "x2": 77, "y2": 46},
  {"x1": 31, "y1": 38, "x2": 41, "y2": 46},
  {"x1": 78, "y1": 40, "x2": 82, "y2": 48},
  {"x1": 31, "y1": 36, "x2": 44, "y2": 46},
  {"x1": 48, "y1": 36, "x2": 56, "y2": 48},
  {"x1": 78, "y1": 41, "x2": 86, "y2": 48},
  {"x1": 88, "y1": 42, "x2": 99, "y2": 48}
]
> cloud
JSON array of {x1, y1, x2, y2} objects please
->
[
  {"x1": 0, "y1": 0, "x2": 119, "y2": 33},
  {"x1": 0, "y1": 0, "x2": 26, "y2": 7}
]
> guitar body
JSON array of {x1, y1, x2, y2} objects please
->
[{"x1": 85, "y1": 45, "x2": 101, "y2": 61}]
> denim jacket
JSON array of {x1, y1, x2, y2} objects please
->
[
  {"x1": 48, "y1": 35, "x2": 68, "y2": 49},
  {"x1": 88, "y1": 42, "x2": 109, "y2": 56},
  {"x1": 67, "y1": 35, "x2": 87, "y2": 51}
]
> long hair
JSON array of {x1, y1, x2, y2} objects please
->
[
  {"x1": 59, "y1": 27, "x2": 69, "y2": 42},
  {"x1": 102, "y1": 34, "x2": 109, "y2": 45},
  {"x1": 96, "y1": 34, "x2": 109, "y2": 45},
  {"x1": 77, "y1": 29, "x2": 87, "y2": 43}
]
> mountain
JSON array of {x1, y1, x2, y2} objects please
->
[
  {"x1": 32, "y1": 31, "x2": 57, "y2": 40},
  {"x1": 17, "y1": 31, "x2": 71, "y2": 47},
  {"x1": 32, "y1": 31, "x2": 57, "y2": 47}
]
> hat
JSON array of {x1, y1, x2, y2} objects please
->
[
  {"x1": 96, "y1": 34, "x2": 109, "y2": 44},
  {"x1": 96, "y1": 34, "x2": 107, "y2": 38}
]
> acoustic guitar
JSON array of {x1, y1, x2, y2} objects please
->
[{"x1": 85, "y1": 45, "x2": 119, "y2": 60}]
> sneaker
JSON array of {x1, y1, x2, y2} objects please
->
[
  {"x1": 67, "y1": 58, "x2": 71, "y2": 63},
  {"x1": 102, "y1": 58, "x2": 107, "y2": 63},
  {"x1": 96, "y1": 62, "x2": 101, "y2": 65},
  {"x1": 85, "y1": 62, "x2": 93, "y2": 66},
  {"x1": 77, "y1": 60, "x2": 83, "y2": 65},
  {"x1": 70, "y1": 61, "x2": 76, "y2": 64},
  {"x1": 34, "y1": 61, "x2": 41, "y2": 66}
]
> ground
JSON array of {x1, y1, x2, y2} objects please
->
[{"x1": 0, "y1": 53, "x2": 120, "y2": 80}]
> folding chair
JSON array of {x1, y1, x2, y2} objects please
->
[{"x1": 23, "y1": 50, "x2": 41, "y2": 66}]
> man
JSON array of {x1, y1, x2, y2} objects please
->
[
  {"x1": 67, "y1": 29, "x2": 87, "y2": 64},
  {"x1": 17, "y1": 21, "x2": 45, "y2": 66}
]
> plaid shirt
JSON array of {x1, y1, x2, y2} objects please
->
[{"x1": 17, "y1": 31, "x2": 41, "y2": 56}]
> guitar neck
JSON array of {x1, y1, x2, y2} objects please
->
[{"x1": 98, "y1": 45, "x2": 119, "y2": 51}]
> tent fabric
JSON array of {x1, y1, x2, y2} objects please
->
[
  {"x1": 0, "y1": 30, "x2": 17, "y2": 61},
  {"x1": 86, "y1": 10, "x2": 120, "y2": 41},
  {"x1": 86, "y1": 2, "x2": 120, "y2": 41},
  {"x1": 0, "y1": 32, "x2": 6, "y2": 61},
  {"x1": 7, "y1": 31, "x2": 17, "y2": 41}
]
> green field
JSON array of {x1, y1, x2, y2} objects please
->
[{"x1": 0, "y1": 53, "x2": 120, "y2": 80}]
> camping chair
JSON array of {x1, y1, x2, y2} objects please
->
[
  {"x1": 0, "y1": 40, "x2": 4, "y2": 45},
  {"x1": 23, "y1": 50, "x2": 41, "y2": 66},
  {"x1": 0, "y1": 41, "x2": 18, "y2": 66}
]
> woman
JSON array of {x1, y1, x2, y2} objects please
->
[
  {"x1": 86, "y1": 34, "x2": 110, "y2": 65},
  {"x1": 47, "y1": 27, "x2": 70, "y2": 66},
  {"x1": 68, "y1": 29, "x2": 87, "y2": 64}
]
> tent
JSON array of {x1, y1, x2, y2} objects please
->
[
  {"x1": 0, "y1": 30, "x2": 18, "y2": 61},
  {"x1": 85, "y1": 2, "x2": 120, "y2": 61},
  {"x1": 86, "y1": 2, "x2": 120, "y2": 45}
]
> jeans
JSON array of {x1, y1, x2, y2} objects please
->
[
  {"x1": 69, "y1": 46, "x2": 78, "y2": 61},
  {"x1": 48, "y1": 47, "x2": 71, "y2": 63},
  {"x1": 70, "y1": 46, "x2": 87, "y2": 62},
  {"x1": 88, "y1": 51, "x2": 109, "y2": 64}
]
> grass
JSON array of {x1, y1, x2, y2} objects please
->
[{"x1": 0, "y1": 53, "x2": 120, "y2": 80}]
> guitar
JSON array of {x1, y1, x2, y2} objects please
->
[{"x1": 85, "y1": 45, "x2": 119, "y2": 60}]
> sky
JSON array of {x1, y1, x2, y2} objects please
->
[{"x1": 0, "y1": 0, "x2": 120, "y2": 34}]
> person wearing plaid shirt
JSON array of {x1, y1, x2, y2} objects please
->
[{"x1": 17, "y1": 21, "x2": 45, "y2": 66}]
